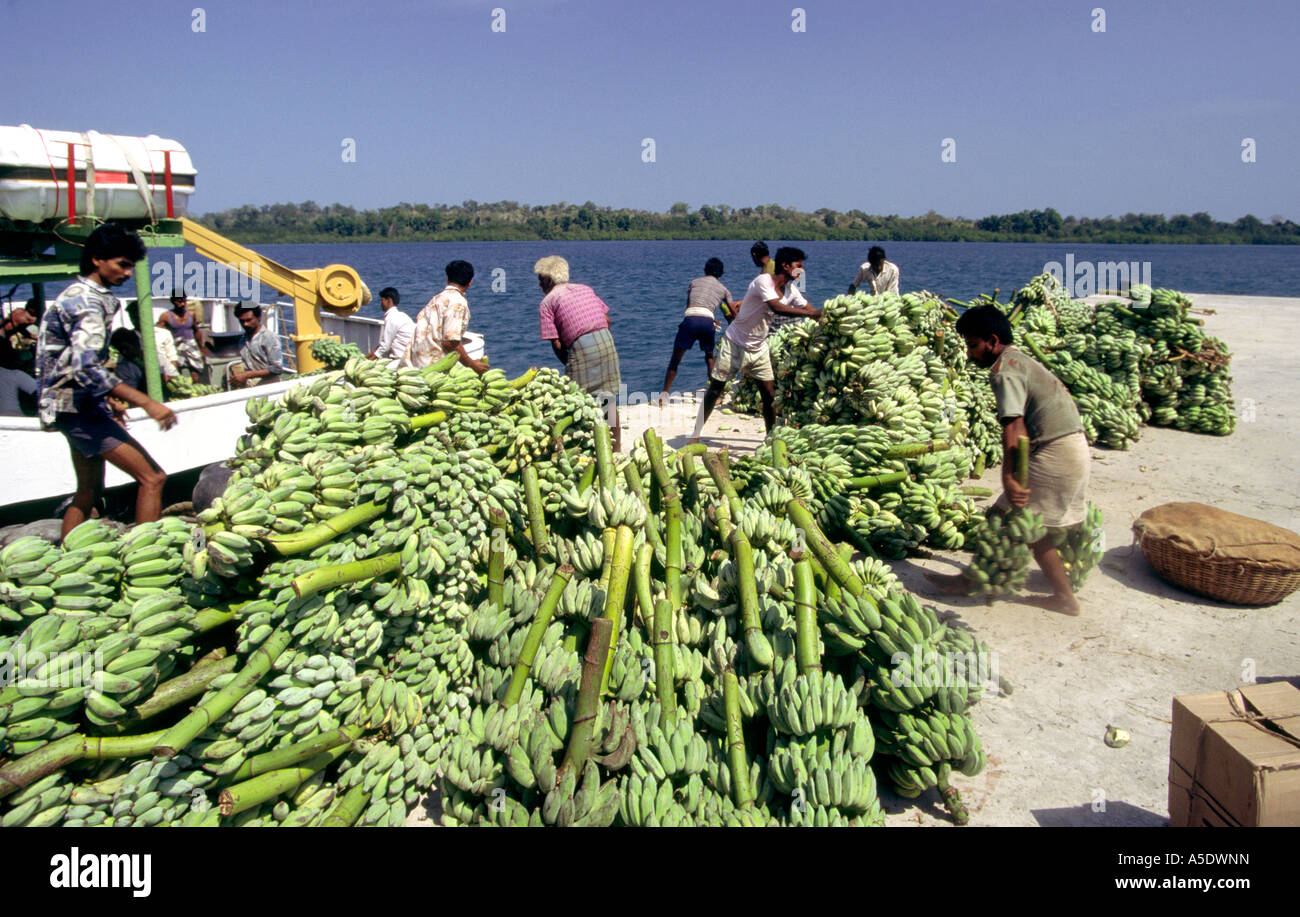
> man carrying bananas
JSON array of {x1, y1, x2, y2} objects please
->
[
  {"x1": 689, "y1": 247, "x2": 821, "y2": 443},
  {"x1": 847, "y1": 246, "x2": 900, "y2": 295},
  {"x1": 36, "y1": 224, "x2": 176, "y2": 539},
  {"x1": 408, "y1": 262, "x2": 487, "y2": 375},
  {"x1": 927, "y1": 305, "x2": 1090, "y2": 615}
]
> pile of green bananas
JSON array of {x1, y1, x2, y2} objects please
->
[
  {"x1": 2, "y1": 346, "x2": 1001, "y2": 828},
  {"x1": 1006, "y1": 279, "x2": 1237, "y2": 442}
]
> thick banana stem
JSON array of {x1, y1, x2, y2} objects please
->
[
  {"x1": 504, "y1": 565, "x2": 574, "y2": 706},
  {"x1": 594, "y1": 423, "x2": 614, "y2": 491},
  {"x1": 785, "y1": 498, "x2": 865, "y2": 597},
  {"x1": 1023, "y1": 336, "x2": 1052, "y2": 365},
  {"x1": 321, "y1": 784, "x2": 370, "y2": 827},
  {"x1": 632, "y1": 540, "x2": 654, "y2": 630},
  {"x1": 488, "y1": 508, "x2": 508, "y2": 610},
  {"x1": 82, "y1": 730, "x2": 171, "y2": 759},
  {"x1": 552, "y1": 414, "x2": 575, "y2": 443},
  {"x1": 973, "y1": 453, "x2": 987, "y2": 478},
  {"x1": 264, "y1": 500, "x2": 388, "y2": 556},
  {"x1": 0, "y1": 735, "x2": 84, "y2": 799},
  {"x1": 771, "y1": 437, "x2": 789, "y2": 469},
  {"x1": 153, "y1": 626, "x2": 293, "y2": 758},
  {"x1": 105, "y1": 653, "x2": 240, "y2": 732},
  {"x1": 652, "y1": 599, "x2": 677, "y2": 723},
  {"x1": 508, "y1": 366, "x2": 539, "y2": 390},
  {"x1": 193, "y1": 608, "x2": 236, "y2": 632},
  {"x1": 576, "y1": 460, "x2": 598, "y2": 496},
  {"x1": 218, "y1": 745, "x2": 348, "y2": 817},
  {"x1": 808, "y1": 552, "x2": 839, "y2": 601},
  {"x1": 623, "y1": 461, "x2": 664, "y2": 559},
  {"x1": 678, "y1": 449, "x2": 699, "y2": 504},
  {"x1": 597, "y1": 528, "x2": 617, "y2": 592},
  {"x1": 703, "y1": 450, "x2": 743, "y2": 519},
  {"x1": 960, "y1": 486, "x2": 994, "y2": 497},
  {"x1": 723, "y1": 670, "x2": 754, "y2": 808},
  {"x1": 728, "y1": 527, "x2": 774, "y2": 669},
  {"x1": 883, "y1": 440, "x2": 950, "y2": 459},
  {"x1": 408, "y1": 410, "x2": 449, "y2": 431},
  {"x1": 793, "y1": 557, "x2": 821, "y2": 676},
  {"x1": 561, "y1": 618, "x2": 613, "y2": 777},
  {"x1": 228, "y1": 725, "x2": 362, "y2": 784},
  {"x1": 598, "y1": 525, "x2": 636, "y2": 695},
  {"x1": 522, "y1": 466, "x2": 551, "y2": 558},
  {"x1": 663, "y1": 487, "x2": 684, "y2": 610},
  {"x1": 643, "y1": 428, "x2": 676, "y2": 495},
  {"x1": 0, "y1": 728, "x2": 174, "y2": 799},
  {"x1": 291, "y1": 552, "x2": 401, "y2": 598},
  {"x1": 844, "y1": 471, "x2": 909, "y2": 491}
]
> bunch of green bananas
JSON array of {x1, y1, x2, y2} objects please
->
[
  {"x1": 1052, "y1": 502, "x2": 1105, "y2": 590},
  {"x1": 164, "y1": 375, "x2": 218, "y2": 400},
  {"x1": 309, "y1": 337, "x2": 364, "y2": 369},
  {"x1": 962, "y1": 509, "x2": 1046, "y2": 597}
]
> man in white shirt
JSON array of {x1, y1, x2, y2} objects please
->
[
  {"x1": 848, "y1": 246, "x2": 900, "y2": 295},
  {"x1": 690, "y1": 246, "x2": 821, "y2": 441},
  {"x1": 367, "y1": 287, "x2": 415, "y2": 369}
]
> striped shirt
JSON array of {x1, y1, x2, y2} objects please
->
[
  {"x1": 684, "y1": 276, "x2": 733, "y2": 320},
  {"x1": 539, "y1": 283, "x2": 610, "y2": 349}
]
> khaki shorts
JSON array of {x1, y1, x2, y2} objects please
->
[{"x1": 710, "y1": 337, "x2": 773, "y2": 383}]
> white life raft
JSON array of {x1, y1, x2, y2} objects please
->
[{"x1": 0, "y1": 124, "x2": 196, "y2": 223}]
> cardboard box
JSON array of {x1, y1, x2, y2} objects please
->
[{"x1": 1169, "y1": 681, "x2": 1300, "y2": 826}]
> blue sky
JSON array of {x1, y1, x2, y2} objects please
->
[{"x1": 4, "y1": 0, "x2": 1297, "y2": 220}]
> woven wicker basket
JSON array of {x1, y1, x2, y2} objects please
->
[{"x1": 1137, "y1": 531, "x2": 1300, "y2": 606}]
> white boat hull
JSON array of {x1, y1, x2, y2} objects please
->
[{"x1": 3, "y1": 308, "x2": 485, "y2": 508}]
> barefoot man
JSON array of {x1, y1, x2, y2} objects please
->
[{"x1": 926, "y1": 305, "x2": 1090, "y2": 615}]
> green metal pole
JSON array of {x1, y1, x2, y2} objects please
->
[{"x1": 133, "y1": 254, "x2": 164, "y2": 402}]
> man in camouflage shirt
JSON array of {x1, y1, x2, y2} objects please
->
[{"x1": 36, "y1": 225, "x2": 176, "y2": 538}]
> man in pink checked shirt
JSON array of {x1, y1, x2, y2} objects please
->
[{"x1": 534, "y1": 255, "x2": 622, "y2": 452}]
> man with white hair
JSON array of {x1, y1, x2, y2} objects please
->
[{"x1": 534, "y1": 255, "x2": 622, "y2": 451}]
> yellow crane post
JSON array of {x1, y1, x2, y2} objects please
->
[{"x1": 179, "y1": 218, "x2": 370, "y2": 372}]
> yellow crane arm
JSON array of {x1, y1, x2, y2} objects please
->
[{"x1": 179, "y1": 217, "x2": 370, "y2": 371}]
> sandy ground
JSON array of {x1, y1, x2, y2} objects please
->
[{"x1": 616, "y1": 292, "x2": 1300, "y2": 827}]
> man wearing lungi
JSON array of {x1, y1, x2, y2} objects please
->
[
  {"x1": 928, "y1": 304, "x2": 1091, "y2": 615},
  {"x1": 535, "y1": 256, "x2": 622, "y2": 452}
]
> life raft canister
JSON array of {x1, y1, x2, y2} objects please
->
[{"x1": 0, "y1": 124, "x2": 196, "y2": 222}]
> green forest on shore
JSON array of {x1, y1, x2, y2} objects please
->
[{"x1": 195, "y1": 201, "x2": 1300, "y2": 245}]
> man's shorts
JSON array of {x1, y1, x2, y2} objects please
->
[
  {"x1": 709, "y1": 336, "x2": 773, "y2": 383},
  {"x1": 52, "y1": 400, "x2": 132, "y2": 458},
  {"x1": 672, "y1": 316, "x2": 717, "y2": 355}
]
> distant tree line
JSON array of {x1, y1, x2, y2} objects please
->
[{"x1": 194, "y1": 201, "x2": 1300, "y2": 245}]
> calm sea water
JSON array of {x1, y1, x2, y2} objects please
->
[{"x1": 37, "y1": 240, "x2": 1300, "y2": 395}]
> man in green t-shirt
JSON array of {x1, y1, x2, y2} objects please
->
[{"x1": 927, "y1": 305, "x2": 1091, "y2": 615}]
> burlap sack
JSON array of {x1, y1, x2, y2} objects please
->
[{"x1": 1133, "y1": 502, "x2": 1300, "y2": 572}]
